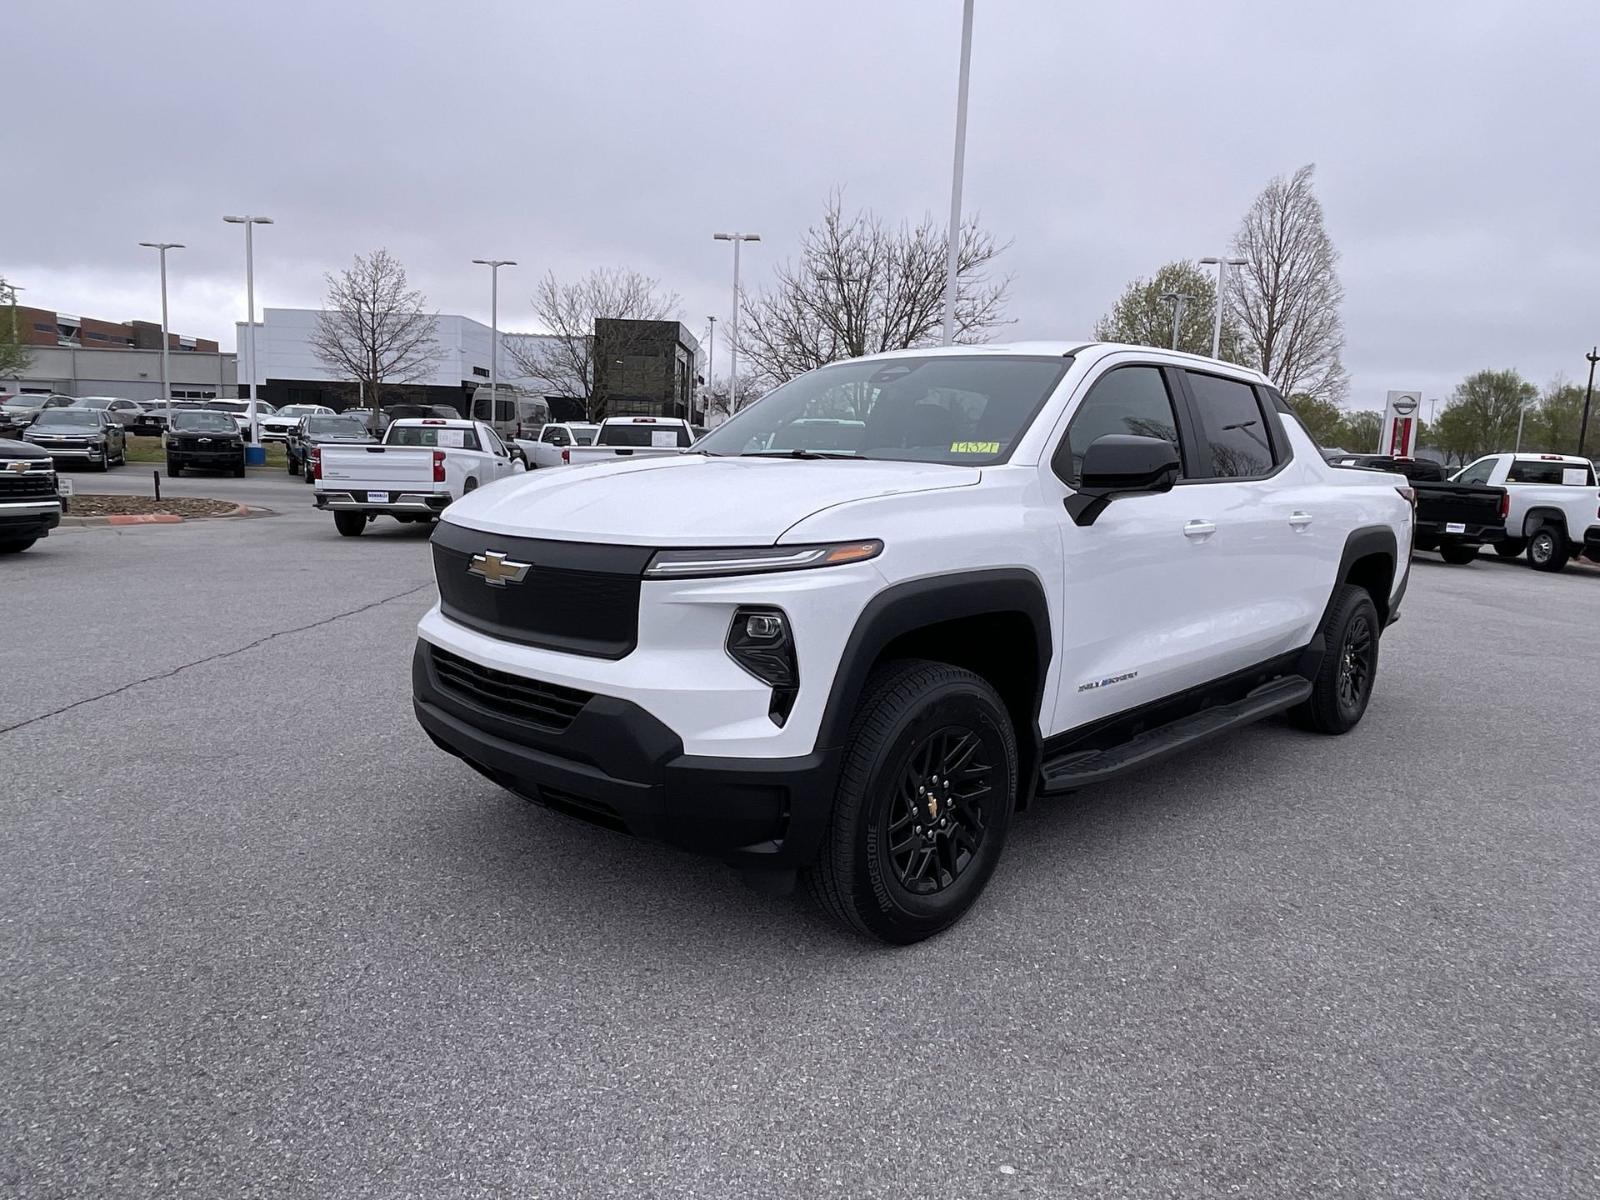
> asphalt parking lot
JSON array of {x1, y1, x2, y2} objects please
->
[{"x1": 3, "y1": 505, "x2": 1599, "y2": 1198}]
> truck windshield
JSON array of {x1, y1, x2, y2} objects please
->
[
  {"x1": 1506, "y1": 459, "x2": 1597, "y2": 485},
  {"x1": 694, "y1": 355, "x2": 1071, "y2": 465},
  {"x1": 599, "y1": 423, "x2": 693, "y2": 448}
]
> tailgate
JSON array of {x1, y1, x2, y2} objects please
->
[
  {"x1": 1415, "y1": 482, "x2": 1505, "y2": 527},
  {"x1": 320, "y1": 446, "x2": 434, "y2": 487}
]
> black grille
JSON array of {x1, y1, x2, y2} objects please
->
[
  {"x1": 0, "y1": 471, "x2": 55, "y2": 499},
  {"x1": 430, "y1": 646, "x2": 593, "y2": 732},
  {"x1": 430, "y1": 523, "x2": 653, "y2": 660}
]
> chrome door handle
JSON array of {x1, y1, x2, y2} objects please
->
[
  {"x1": 1183, "y1": 520, "x2": 1217, "y2": 538},
  {"x1": 1288, "y1": 511, "x2": 1314, "y2": 529}
]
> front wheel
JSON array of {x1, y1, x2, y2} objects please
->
[
  {"x1": 1290, "y1": 584, "x2": 1379, "y2": 735},
  {"x1": 805, "y1": 659, "x2": 1018, "y2": 944},
  {"x1": 285, "y1": 455, "x2": 298, "y2": 475},
  {"x1": 1438, "y1": 543, "x2": 1479, "y2": 565},
  {"x1": 1527, "y1": 527, "x2": 1570, "y2": 572},
  {"x1": 166, "y1": 459, "x2": 181, "y2": 478},
  {"x1": 1493, "y1": 540, "x2": 1526, "y2": 559},
  {"x1": 333, "y1": 511, "x2": 366, "y2": 537}
]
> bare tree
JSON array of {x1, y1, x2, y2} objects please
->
[
  {"x1": 309, "y1": 249, "x2": 440, "y2": 427},
  {"x1": 739, "y1": 192, "x2": 1011, "y2": 387},
  {"x1": 1229, "y1": 164, "x2": 1347, "y2": 402},
  {"x1": 508, "y1": 268, "x2": 679, "y2": 419}
]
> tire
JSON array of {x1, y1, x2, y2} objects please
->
[
  {"x1": 333, "y1": 511, "x2": 366, "y2": 538},
  {"x1": 1290, "y1": 585, "x2": 1379, "y2": 736},
  {"x1": 285, "y1": 455, "x2": 298, "y2": 475},
  {"x1": 92, "y1": 455, "x2": 107, "y2": 473},
  {"x1": 304, "y1": 465, "x2": 314, "y2": 484},
  {"x1": 805, "y1": 659, "x2": 1018, "y2": 944},
  {"x1": 1438, "y1": 543, "x2": 1479, "y2": 565},
  {"x1": 234, "y1": 461, "x2": 246, "y2": 478},
  {"x1": 1493, "y1": 540, "x2": 1526, "y2": 559},
  {"x1": 167, "y1": 459, "x2": 181, "y2": 478},
  {"x1": 1527, "y1": 527, "x2": 1570, "y2": 573},
  {"x1": 0, "y1": 538, "x2": 36, "y2": 554}
]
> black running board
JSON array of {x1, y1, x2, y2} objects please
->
[{"x1": 1038, "y1": 676, "x2": 1312, "y2": 792}]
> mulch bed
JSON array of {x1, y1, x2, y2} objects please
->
[{"x1": 68, "y1": 494, "x2": 241, "y2": 518}]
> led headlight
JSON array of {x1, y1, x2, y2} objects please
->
[
  {"x1": 727, "y1": 606, "x2": 799, "y2": 726},
  {"x1": 644, "y1": 540, "x2": 881, "y2": 580}
]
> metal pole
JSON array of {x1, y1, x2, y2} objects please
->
[
  {"x1": 1579, "y1": 347, "x2": 1598, "y2": 457},
  {"x1": 159, "y1": 251, "x2": 172, "y2": 430},
  {"x1": 706, "y1": 316, "x2": 715, "y2": 396},
  {"x1": 490, "y1": 265, "x2": 499, "y2": 417},
  {"x1": 730, "y1": 237, "x2": 742, "y2": 412},
  {"x1": 940, "y1": 0, "x2": 975, "y2": 346},
  {"x1": 245, "y1": 220, "x2": 258, "y2": 444},
  {"x1": 1515, "y1": 398, "x2": 1527, "y2": 453}
]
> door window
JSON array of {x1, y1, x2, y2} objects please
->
[
  {"x1": 1185, "y1": 372, "x2": 1278, "y2": 478},
  {"x1": 1053, "y1": 366, "x2": 1184, "y2": 487},
  {"x1": 482, "y1": 427, "x2": 508, "y2": 456}
]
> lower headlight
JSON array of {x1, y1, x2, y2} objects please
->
[{"x1": 727, "y1": 606, "x2": 798, "y2": 726}]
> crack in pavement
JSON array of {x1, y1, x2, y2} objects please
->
[{"x1": 0, "y1": 581, "x2": 436, "y2": 738}]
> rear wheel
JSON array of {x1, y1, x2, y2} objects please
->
[
  {"x1": 333, "y1": 511, "x2": 366, "y2": 538},
  {"x1": 805, "y1": 659, "x2": 1018, "y2": 944},
  {"x1": 1527, "y1": 527, "x2": 1570, "y2": 573},
  {"x1": 1493, "y1": 540, "x2": 1526, "y2": 558},
  {"x1": 1438, "y1": 543, "x2": 1479, "y2": 565},
  {"x1": 1291, "y1": 585, "x2": 1379, "y2": 735}
]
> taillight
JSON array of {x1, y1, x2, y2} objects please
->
[
  {"x1": 311, "y1": 447, "x2": 321, "y2": 481},
  {"x1": 1501, "y1": 492, "x2": 1511, "y2": 520},
  {"x1": 561, "y1": 449, "x2": 570, "y2": 464},
  {"x1": 432, "y1": 449, "x2": 446, "y2": 482},
  {"x1": 1395, "y1": 485, "x2": 1416, "y2": 506}
]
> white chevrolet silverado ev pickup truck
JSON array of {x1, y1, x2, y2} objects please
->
[
  {"x1": 413, "y1": 343, "x2": 1414, "y2": 942},
  {"x1": 1450, "y1": 452, "x2": 1600, "y2": 572}
]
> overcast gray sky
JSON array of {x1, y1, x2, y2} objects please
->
[{"x1": 5, "y1": 0, "x2": 1594, "y2": 410}]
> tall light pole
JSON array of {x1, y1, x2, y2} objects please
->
[
  {"x1": 223, "y1": 215, "x2": 272, "y2": 446},
  {"x1": 138, "y1": 242, "x2": 184, "y2": 432},
  {"x1": 713, "y1": 233, "x2": 760, "y2": 411},
  {"x1": 1580, "y1": 350, "x2": 1593, "y2": 464},
  {"x1": 472, "y1": 259, "x2": 516, "y2": 424},
  {"x1": 1198, "y1": 255, "x2": 1246, "y2": 360},
  {"x1": 940, "y1": 0, "x2": 976, "y2": 346},
  {"x1": 1162, "y1": 292, "x2": 1192, "y2": 350},
  {"x1": 704, "y1": 315, "x2": 716, "y2": 420}
]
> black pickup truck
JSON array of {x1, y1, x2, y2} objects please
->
[{"x1": 1331, "y1": 455, "x2": 1507, "y2": 564}]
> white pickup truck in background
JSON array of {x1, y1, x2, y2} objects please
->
[
  {"x1": 1452, "y1": 452, "x2": 1600, "y2": 571},
  {"x1": 559, "y1": 416, "x2": 698, "y2": 467},
  {"x1": 313, "y1": 418, "x2": 524, "y2": 537},
  {"x1": 518, "y1": 421, "x2": 601, "y2": 469}
]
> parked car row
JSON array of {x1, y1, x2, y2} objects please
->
[
  {"x1": 20, "y1": 408, "x2": 128, "y2": 470},
  {"x1": 1331, "y1": 450, "x2": 1600, "y2": 573}
]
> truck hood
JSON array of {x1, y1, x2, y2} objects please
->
[{"x1": 441, "y1": 454, "x2": 981, "y2": 545}]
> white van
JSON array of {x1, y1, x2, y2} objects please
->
[{"x1": 468, "y1": 387, "x2": 551, "y2": 441}]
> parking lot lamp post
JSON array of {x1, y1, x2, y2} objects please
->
[
  {"x1": 472, "y1": 259, "x2": 515, "y2": 425},
  {"x1": 1198, "y1": 256, "x2": 1246, "y2": 360},
  {"x1": 1162, "y1": 292, "x2": 1192, "y2": 350},
  {"x1": 1579, "y1": 346, "x2": 1598, "y2": 458},
  {"x1": 713, "y1": 233, "x2": 760, "y2": 412},
  {"x1": 940, "y1": 0, "x2": 976, "y2": 346},
  {"x1": 138, "y1": 243, "x2": 184, "y2": 433},
  {"x1": 223, "y1": 215, "x2": 272, "y2": 445}
]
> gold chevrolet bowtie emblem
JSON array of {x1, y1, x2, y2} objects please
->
[
  {"x1": 7, "y1": 461, "x2": 30, "y2": 473},
  {"x1": 468, "y1": 550, "x2": 531, "y2": 587}
]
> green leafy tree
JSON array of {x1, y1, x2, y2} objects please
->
[
  {"x1": 0, "y1": 277, "x2": 31, "y2": 379},
  {"x1": 1337, "y1": 409, "x2": 1383, "y2": 452},
  {"x1": 1284, "y1": 393, "x2": 1344, "y2": 446},
  {"x1": 1433, "y1": 369, "x2": 1536, "y2": 463},
  {"x1": 1528, "y1": 380, "x2": 1585, "y2": 454},
  {"x1": 1094, "y1": 260, "x2": 1243, "y2": 359}
]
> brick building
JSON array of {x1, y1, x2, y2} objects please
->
[{"x1": 12, "y1": 304, "x2": 217, "y2": 354}]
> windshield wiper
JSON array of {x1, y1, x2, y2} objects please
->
[{"x1": 743, "y1": 449, "x2": 859, "y2": 460}]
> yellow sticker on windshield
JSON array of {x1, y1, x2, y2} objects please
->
[{"x1": 950, "y1": 441, "x2": 1000, "y2": 454}]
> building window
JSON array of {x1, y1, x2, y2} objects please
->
[{"x1": 472, "y1": 366, "x2": 490, "y2": 378}]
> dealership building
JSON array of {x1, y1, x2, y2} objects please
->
[{"x1": 2, "y1": 303, "x2": 236, "y2": 401}]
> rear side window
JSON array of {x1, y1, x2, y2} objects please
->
[
  {"x1": 1506, "y1": 459, "x2": 1596, "y2": 485},
  {"x1": 1185, "y1": 372, "x2": 1277, "y2": 478},
  {"x1": 1454, "y1": 458, "x2": 1495, "y2": 485},
  {"x1": 388, "y1": 425, "x2": 481, "y2": 451},
  {"x1": 1054, "y1": 366, "x2": 1183, "y2": 487},
  {"x1": 599, "y1": 423, "x2": 692, "y2": 448}
]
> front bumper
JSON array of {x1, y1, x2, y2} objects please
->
[
  {"x1": 316, "y1": 490, "x2": 450, "y2": 515},
  {"x1": 0, "y1": 499, "x2": 62, "y2": 539},
  {"x1": 412, "y1": 639, "x2": 840, "y2": 870},
  {"x1": 29, "y1": 444, "x2": 103, "y2": 461},
  {"x1": 169, "y1": 447, "x2": 244, "y2": 468}
]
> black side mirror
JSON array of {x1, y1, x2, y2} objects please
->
[{"x1": 1065, "y1": 434, "x2": 1181, "y2": 527}]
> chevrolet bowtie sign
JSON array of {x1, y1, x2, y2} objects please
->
[{"x1": 468, "y1": 550, "x2": 531, "y2": 587}]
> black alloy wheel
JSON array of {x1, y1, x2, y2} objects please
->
[
  {"x1": 884, "y1": 727, "x2": 997, "y2": 897},
  {"x1": 1335, "y1": 612, "x2": 1374, "y2": 720}
]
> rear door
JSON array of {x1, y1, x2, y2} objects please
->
[{"x1": 1174, "y1": 371, "x2": 1325, "y2": 657}]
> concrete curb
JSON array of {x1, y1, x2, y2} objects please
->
[{"x1": 61, "y1": 503, "x2": 250, "y2": 527}]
